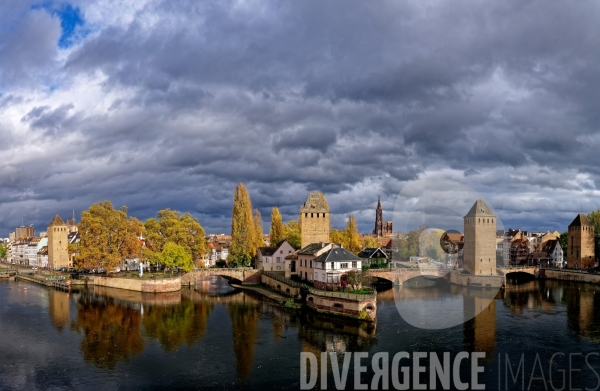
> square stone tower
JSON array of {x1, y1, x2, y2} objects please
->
[
  {"x1": 567, "y1": 213, "x2": 595, "y2": 269},
  {"x1": 463, "y1": 200, "x2": 497, "y2": 276},
  {"x1": 299, "y1": 191, "x2": 330, "y2": 248},
  {"x1": 48, "y1": 214, "x2": 69, "y2": 269}
]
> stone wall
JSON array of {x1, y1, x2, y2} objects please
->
[
  {"x1": 261, "y1": 274, "x2": 299, "y2": 297},
  {"x1": 539, "y1": 269, "x2": 600, "y2": 284},
  {"x1": 447, "y1": 270, "x2": 504, "y2": 288},
  {"x1": 306, "y1": 293, "x2": 376, "y2": 321},
  {"x1": 180, "y1": 268, "x2": 260, "y2": 286},
  {"x1": 93, "y1": 276, "x2": 181, "y2": 292}
]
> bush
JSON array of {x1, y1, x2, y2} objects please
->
[{"x1": 285, "y1": 298, "x2": 295, "y2": 308}]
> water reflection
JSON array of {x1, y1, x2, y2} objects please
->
[
  {"x1": 71, "y1": 291, "x2": 145, "y2": 370},
  {"x1": 48, "y1": 290, "x2": 70, "y2": 332},
  {"x1": 6, "y1": 275, "x2": 600, "y2": 388},
  {"x1": 143, "y1": 299, "x2": 213, "y2": 351}
]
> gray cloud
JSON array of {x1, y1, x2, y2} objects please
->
[{"x1": 1, "y1": 0, "x2": 600, "y2": 235}]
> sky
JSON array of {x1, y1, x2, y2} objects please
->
[{"x1": 1, "y1": 0, "x2": 600, "y2": 237}]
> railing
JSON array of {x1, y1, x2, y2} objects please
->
[
  {"x1": 262, "y1": 271, "x2": 303, "y2": 287},
  {"x1": 307, "y1": 286, "x2": 376, "y2": 301}
]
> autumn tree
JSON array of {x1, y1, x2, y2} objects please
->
[
  {"x1": 345, "y1": 269, "x2": 374, "y2": 291},
  {"x1": 283, "y1": 220, "x2": 301, "y2": 249},
  {"x1": 229, "y1": 183, "x2": 257, "y2": 267},
  {"x1": 330, "y1": 229, "x2": 346, "y2": 247},
  {"x1": 143, "y1": 209, "x2": 207, "y2": 267},
  {"x1": 343, "y1": 215, "x2": 362, "y2": 254},
  {"x1": 77, "y1": 201, "x2": 143, "y2": 271},
  {"x1": 269, "y1": 207, "x2": 284, "y2": 245},
  {"x1": 361, "y1": 236, "x2": 381, "y2": 250},
  {"x1": 253, "y1": 209, "x2": 265, "y2": 250}
]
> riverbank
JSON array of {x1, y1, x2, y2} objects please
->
[{"x1": 539, "y1": 268, "x2": 600, "y2": 284}]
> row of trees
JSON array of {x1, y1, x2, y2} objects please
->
[{"x1": 76, "y1": 201, "x2": 205, "y2": 273}]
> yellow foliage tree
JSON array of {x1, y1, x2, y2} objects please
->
[
  {"x1": 269, "y1": 207, "x2": 284, "y2": 245},
  {"x1": 143, "y1": 209, "x2": 207, "y2": 267},
  {"x1": 254, "y1": 209, "x2": 265, "y2": 250},
  {"x1": 344, "y1": 215, "x2": 362, "y2": 254},
  {"x1": 229, "y1": 183, "x2": 256, "y2": 267},
  {"x1": 78, "y1": 201, "x2": 142, "y2": 271},
  {"x1": 361, "y1": 236, "x2": 381, "y2": 250},
  {"x1": 283, "y1": 220, "x2": 301, "y2": 249}
]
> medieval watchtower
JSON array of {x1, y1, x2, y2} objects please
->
[
  {"x1": 463, "y1": 200, "x2": 497, "y2": 276},
  {"x1": 299, "y1": 191, "x2": 330, "y2": 248}
]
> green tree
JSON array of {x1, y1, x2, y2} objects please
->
[
  {"x1": 143, "y1": 209, "x2": 207, "y2": 267},
  {"x1": 344, "y1": 215, "x2": 361, "y2": 254},
  {"x1": 158, "y1": 242, "x2": 194, "y2": 273},
  {"x1": 269, "y1": 207, "x2": 284, "y2": 245},
  {"x1": 0, "y1": 243, "x2": 6, "y2": 259},
  {"x1": 283, "y1": 220, "x2": 301, "y2": 249},
  {"x1": 559, "y1": 231, "x2": 568, "y2": 253},
  {"x1": 229, "y1": 183, "x2": 256, "y2": 267},
  {"x1": 78, "y1": 201, "x2": 143, "y2": 271}
]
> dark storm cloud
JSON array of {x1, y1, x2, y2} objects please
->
[{"x1": 2, "y1": 0, "x2": 600, "y2": 235}]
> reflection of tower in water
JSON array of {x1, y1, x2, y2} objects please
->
[
  {"x1": 48, "y1": 290, "x2": 70, "y2": 332},
  {"x1": 463, "y1": 294, "x2": 496, "y2": 360}
]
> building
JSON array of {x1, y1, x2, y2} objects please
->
[
  {"x1": 256, "y1": 240, "x2": 295, "y2": 272},
  {"x1": 567, "y1": 213, "x2": 595, "y2": 269},
  {"x1": 373, "y1": 197, "x2": 393, "y2": 237},
  {"x1": 312, "y1": 247, "x2": 363, "y2": 290},
  {"x1": 15, "y1": 225, "x2": 34, "y2": 240},
  {"x1": 296, "y1": 242, "x2": 337, "y2": 282},
  {"x1": 541, "y1": 239, "x2": 564, "y2": 268},
  {"x1": 37, "y1": 246, "x2": 48, "y2": 268},
  {"x1": 357, "y1": 247, "x2": 389, "y2": 268},
  {"x1": 299, "y1": 191, "x2": 330, "y2": 248},
  {"x1": 48, "y1": 215, "x2": 70, "y2": 269},
  {"x1": 463, "y1": 200, "x2": 497, "y2": 276}
]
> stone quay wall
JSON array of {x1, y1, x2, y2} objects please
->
[
  {"x1": 93, "y1": 276, "x2": 181, "y2": 293},
  {"x1": 306, "y1": 293, "x2": 376, "y2": 321},
  {"x1": 261, "y1": 273, "x2": 300, "y2": 297},
  {"x1": 539, "y1": 269, "x2": 600, "y2": 284}
]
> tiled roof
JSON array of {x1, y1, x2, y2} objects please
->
[
  {"x1": 300, "y1": 191, "x2": 329, "y2": 213},
  {"x1": 313, "y1": 247, "x2": 362, "y2": 264},
  {"x1": 464, "y1": 199, "x2": 495, "y2": 218},
  {"x1": 569, "y1": 213, "x2": 593, "y2": 227},
  {"x1": 297, "y1": 242, "x2": 331, "y2": 255},
  {"x1": 48, "y1": 214, "x2": 65, "y2": 227}
]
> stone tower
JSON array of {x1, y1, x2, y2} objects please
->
[
  {"x1": 48, "y1": 214, "x2": 69, "y2": 269},
  {"x1": 463, "y1": 200, "x2": 497, "y2": 276},
  {"x1": 567, "y1": 213, "x2": 595, "y2": 269},
  {"x1": 299, "y1": 191, "x2": 330, "y2": 248}
]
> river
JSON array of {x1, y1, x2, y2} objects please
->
[{"x1": 1, "y1": 275, "x2": 600, "y2": 390}]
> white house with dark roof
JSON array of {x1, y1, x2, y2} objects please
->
[{"x1": 312, "y1": 247, "x2": 362, "y2": 290}]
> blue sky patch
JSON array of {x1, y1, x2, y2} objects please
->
[{"x1": 32, "y1": 2, "x2": 86, "y2": 48}]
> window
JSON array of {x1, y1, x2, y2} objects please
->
[
  {"x1": 310, "y1": 260, "x2": 312, "y2": 268},
  {"x1": 322, "y1": 274, "x2": 325, "y2": 281},
  {"x1": 277, "y1": 266, "x2": 281, "y2": 270},
  {"x1": 265, "y1": 258, "x2": 269, "y2": 263},
  {"x1": 341, "y1": 263, "x2": 348, "y2": 269},
  {"x1": 327, "y1": 275, "x2": 333, "y2": 283},
  {"x1": 480, "y1": 259, "x2": 482, "y2": 262},
  {"x1": 277, "y1": 257, "x2": 281, "y2": 263},
  {"x1": 280, "y1": 250, "x2": 283, "y2": 254},
  {"x1": 352, "y1": 261, "x2": 357, "y2": 268},
  {"x1": 331, "y1": 262, "x2": 334, "y2": 269}
]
